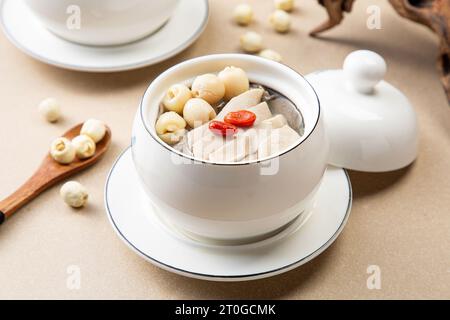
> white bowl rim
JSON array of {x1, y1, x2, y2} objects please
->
[{"x1": 138, "y1": 53, "x2": 321, "y2": 167}]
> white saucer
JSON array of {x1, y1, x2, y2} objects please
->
[
  {"x1": 105, "y1": 148, "x2": 352, "y2": 282},
  {"x1": 0, "y1": 0, "x2": 209, "y2": 72}
]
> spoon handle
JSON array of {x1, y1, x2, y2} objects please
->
[{"x1": 0, "y1": 163, "x2": 57, "y2": 224}]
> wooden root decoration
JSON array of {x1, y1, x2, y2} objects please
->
[{"x1": 311, "y1": 0, "x2": 450, "y2": 103}]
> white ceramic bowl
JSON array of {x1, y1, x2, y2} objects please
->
[
  {"x1": 131, "y1": 54, "x2": 328, "y2": 241},
  {"x1": 23, "y1": 0, "x2": 180, "y2": 46}
]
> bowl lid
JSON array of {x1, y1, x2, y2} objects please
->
[{"x1": 306, "y1": 50, "x2": 418, "y2": 172}]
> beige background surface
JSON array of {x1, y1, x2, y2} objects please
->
[{"x1": 1, "y1": 0, "x2": 449, "y2": 299}]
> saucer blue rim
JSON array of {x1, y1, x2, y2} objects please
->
[
  {"x1": 104, "y1": 147, "x2": 353, "y2": 281},
  {"x1": 0, "y1": 0, "x2": 210, "y2": 72}
]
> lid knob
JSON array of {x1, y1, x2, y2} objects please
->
[{"x1": 343, "y1": 50, "x2": 387, "y2": 94}]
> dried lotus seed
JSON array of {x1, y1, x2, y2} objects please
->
[
  {"x1": 39, "y1": 98, "x2": 61, "y2": 123},
  {"x1": 163, "y1": 84, "x2": 192, "y2": 114},
  {"x1": 218, "y1": 66, "x2": 250, "y2": 100},
  {"x1": 240, "y1": 31, "x2": 263, "y2": 53},
  {"x1": 156, "y1": 111, "x2": 187, "y2": 135},
  {"x1": 191, "y1": 74, "x2": 225, "y2": 104},
  {"x1": 259, "y1": 49, "x2": 283, "y2": 62},
  {"x1": 269, "y1": 10, "x2": 291, "y2": 33},
  {"x1": 50, "y1": 137, "x2": 76, "y2": 165},
  {"x1": 274, "y1": 0, "x2": 295, "y2": 12},
  {"x1": 72, "y1": 135, "x2": 96, "y2": 159},
  {"x1": 60, "y1": 181, "x2": 88, "y2": 208},
  {"x1": 233, "y1": 4, "x2": 253, "y2": 26},
  {"x1": 80, "y1": 119, "x2": 106, "y2": 143},
  {"x1": 159, "y1": 129, "x2": 186, "y2": 145},
  {"x1": 156, "y1": 112, "x2": 187, "y2": 145},
  {"x1": 183, "y1": 98, "x2": 217, "y2": 128}
]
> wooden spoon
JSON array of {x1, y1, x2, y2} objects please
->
[{"x1": 0, "y1": 123, "x2": 111, "y2": 225}]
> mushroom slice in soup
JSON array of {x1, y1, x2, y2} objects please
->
[
  {"x1": 193, "y1": 102, "x2": 272, "y2": 161},
  {"x1": 193, "y1": 128, "x2": 243, "y2": 160},
  {"x1": 257, "y1": 125, "x2": 301, "y2": 159},
  {"x1": 216, "y1": 88, "x2": 264, "y2": 119},
  {"x1": 247, "y1": 102, "x2": 273, "y2": 126},
  {"x1": 260, "y1": 114, "x2": 288, "y2": 129},
  {"x1": 209, "y1": 134, "x2": 252, "y2": 163},
  {"x1": 187, "y1": 88, "x2": 265, "y2": 153}
]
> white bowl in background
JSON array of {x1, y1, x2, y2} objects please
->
[{"x1": 23, "y1": 0, "x2": 180, "y2": 46}]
